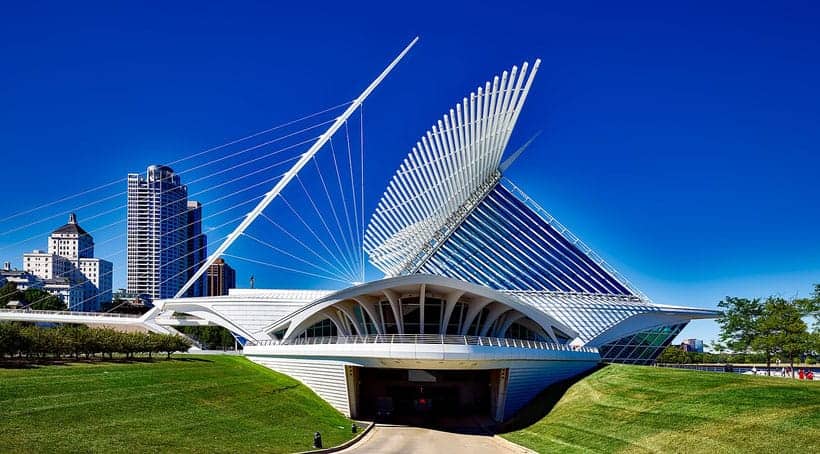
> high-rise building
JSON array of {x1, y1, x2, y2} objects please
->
[
  {"x1": 681, "y1": 339, "x2": 704, "y2": 353},
  {"x1": 127, "y1": 165, "x2": 206, "y2": 301},
  {"x1": 207, "y1": 258, "x2": 236, "y2": 296},
  {"x1": 22, "y1": 213, "x2": 112, "y2": 311},
  {"x1": 185, "y1": 201, "x2": 207, "y2": 297}
]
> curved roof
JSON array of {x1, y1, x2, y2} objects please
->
[
  {"x1": 265, "y1": 273, "x2": 577, "y2": 342},
  {"x1": 364, "y1": 60, "x2": 540, "y2": 276}
]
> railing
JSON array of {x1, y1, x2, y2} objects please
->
[
  {"x1": 251, "y1": 334, "x2": 598, "y2": 353},
  {"x1": 0, "y1": 309, "x2": 142, "y2": 319}
]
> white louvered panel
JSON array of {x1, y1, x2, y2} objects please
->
[
  {"x1": 246, "y1": 356, "x2": 351, "y2": 416},
  {"x1": 209, "y1": 302, "x2": 310, "y2": 335},
  {"x1": 505, "y1": 291, "x2": 654, "y2": 343},
  {"x1": 364, "y1": 60, "x2": 541, "y2": 277},
  {"x1": 504, "y1": 361, "x2": 597, "y2": 419}
]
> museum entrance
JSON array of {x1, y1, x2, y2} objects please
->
[{"x1": 355, "y1": 367, "x2": 501, "y2": 424}]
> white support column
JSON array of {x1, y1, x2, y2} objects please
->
[
  {"x1": 382, "y1": 289, "x2": 404, "y2": 334},
  {"x1": 479, "y1": 303, "x2": 513, "y2": 337},
  {"x1": 353, "y1": 295, "x2": 384, "y2": 335},
  {"x1": 419, "y1": 283, "x2": 426, "y2": 334},
  {"x1": 440, "y1": 290, "x2": 465, "y2": 334},
  {"x1": 459, "y1": 297, "x2": 493, "y2": 335},
  {"x1": 323, "y1": 310, "x2": 351, "y2": 336},
  {"x1": 335, "y1": 301, "x2": 366, "y2": 336},
  {"x1": 174, "y1": 37, "x2": 419, "y2": 298},
  {"x1": 495, "y1": 312, "x2": 525, "y2": 338}
]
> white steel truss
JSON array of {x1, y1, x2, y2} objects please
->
[{"x1": 363, "y1": 60, "x2": 541, "y2": 277}]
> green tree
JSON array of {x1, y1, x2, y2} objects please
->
[
  {"x1": 0, "y1": 282, "x2": 23, "y2": 306},
  {"x1": 22, "y1": 288, "x2": 67, "y2": 311},
  {"x1": 751, "y1": 297, "x2": 811, "y2": 376},
  {"x1": 657, "y1": 345, "x2": 687, "y2": 364},
  {"x1": 0, "y1": 322, "x2": 23, "y2": 357},
  {"x1": 158, "y1": 334, "x2": 191, "y2": 359},
  {"x1": 717, "y1": 297, "x2": 763, "y2": 353}
]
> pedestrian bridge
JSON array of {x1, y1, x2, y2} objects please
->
[{"x1": 0, "y1": 307, "x2": 186, "y2": 336}]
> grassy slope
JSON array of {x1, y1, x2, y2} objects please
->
[
  {"x1": 502, "y1": 364, "x2": 820, "y2": 454},
  {"x1": 0, "y1": 355, "x2": 353, "y2": 453}
]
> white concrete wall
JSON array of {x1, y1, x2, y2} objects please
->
[
  {"x1": 246, "y1": 356, "x2": 351, "y2": 416},
  {"x1": 504, "y1": 360, "x2": 597, "y2": 419}
]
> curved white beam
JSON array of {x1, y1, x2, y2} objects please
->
[
  {"x1": 495, "y1": 312, "x2": 526, "y2": 338},
  {"x1": 352, "y1": 295, "x2": 385, "y2": 335},
  {"x1": 459, "y1": 297, "x2": 493, "y2": 336},
  {"x1": 335, "y1": 301, "x2": 366, "y2": 336},
  {"x1": 382, "y1": 289, "x2": 404, "y2": 334},
  {"x1": 479, "y1": 303, "x2": 514, "y2": 337},
  {"x1": 267, "y1": 274, "x2": 578, "y2": 341},
  {"x1": 440, "y1": 290, "x2": 465, "y2": 333}
]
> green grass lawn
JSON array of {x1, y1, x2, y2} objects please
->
[
  {"x1": 0, "y1": 355, "x2": 354, "y2": 453},
  {"x1": 502, "y1": 364, "x2": 820, "y2": 453}
]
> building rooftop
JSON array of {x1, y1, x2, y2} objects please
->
[{"x1": 52, "y1": 213, "x2": 89, "y2": 236}]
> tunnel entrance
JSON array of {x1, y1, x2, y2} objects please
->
[{"x1": 356, "y1": 368, "x2": 500, "y2": 424}]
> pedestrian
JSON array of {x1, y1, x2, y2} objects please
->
[
  {"x1": 808, "y1": 370, "x2": 815, "y2": 381},
  {"x1": 798, "y1": 369, "x2": 805, "y2": 380}
]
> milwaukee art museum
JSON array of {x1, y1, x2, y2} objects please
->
[{"x1": 1, "y1": 42, "x2": 717, "y2": 422}]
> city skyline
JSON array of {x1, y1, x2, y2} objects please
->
[{"x1": 1, "y1": 2, "x2": 819, "y2": 345}]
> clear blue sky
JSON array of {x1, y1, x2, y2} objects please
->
[{"x1": 1, "y1": 1, "x2": 818, "y2": 345}]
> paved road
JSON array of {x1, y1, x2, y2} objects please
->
[{"x1": 339, "y1": 425, "x2": 534, "y2": 454}]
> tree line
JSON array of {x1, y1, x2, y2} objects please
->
[
  {"x1": 177, "y1": 325, "x2": 239, "y2": 350},
  {"x1": 0, "y1": 282, "x2": 67, "y2": 311},
  {"x1": 0, "y1": 323, "x2": 191, "y2": 360},
  {"x1": 660, "y1": 284, "x2": 819, "y2": 373},
  {"x1": 656, "y1": 345, "x2": 816, "y2": 365}
]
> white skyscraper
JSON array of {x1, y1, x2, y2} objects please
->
[
  {"x1": 23, "y1": 213, "x2": 112, "y2": 311},
  {"x1": 127, "y1": 165, "x2": 205, "y2": 301}
]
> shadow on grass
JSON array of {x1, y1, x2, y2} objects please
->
[
  {"x1": 172, "y1": 357, "x2": 213, "y2": 363},
  {"x1": 0, "y1": 355, "x2": 213, "y2": 369},
  {"x1": 494, "y1": 363, "x2": 607, "y2": 434}
]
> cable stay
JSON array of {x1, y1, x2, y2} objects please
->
[{"x1": 0, "y1": 37, "x2": 419, "y2": 306}]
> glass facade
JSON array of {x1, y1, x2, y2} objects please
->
[
  {"x1": 417, "y1": 184, "x2": 632, "y2": 295},
  {"x1": 598, "y1": 323, "x2": 687, "y2": 365}
]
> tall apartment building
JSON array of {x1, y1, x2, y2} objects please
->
[
  {"x1": 185, "y1": 201, "x2": 207, "y2": 297},
  {"x1": 127, "y1": 165, "x2": 206, "y2": 301},
  {"x1": 22, "y1": 213, "x2": 112, "y2": 311},
  {"x1": 207, "y1": 258, "x2": 236, "y2": 296}
]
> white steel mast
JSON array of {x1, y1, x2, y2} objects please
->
[{"x1": 174, "y1": 37, "x2": 419, "y2": 298}]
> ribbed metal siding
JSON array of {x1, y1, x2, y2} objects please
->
[
  {"x1": 504, "y1": 361, "x2": 597, "y2": 419},
  {"x1": 246, "y1": 356, "x2": 350, "y2": 416},
  {"x1": 419, "y1": 185, "x2": 631, "y2": 295},
  {"x1": 210, "y1": 302, "x2": 309, "y2": 336},
  {"x1": 505, "y1": 292, "x2": 654, "y2": 343}
]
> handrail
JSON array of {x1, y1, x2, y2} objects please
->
[
  {"x1": 250, "y1": 334, "x2": 598, "y2": 353},
  {"x1": 0, "y1": 309, "x2": 142, "y2": 319}
]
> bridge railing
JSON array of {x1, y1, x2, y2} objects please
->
[
  {"x1": 251, "y1": 334, "x2": 598, "y2": 353},
  {"x1": 0, "y1": 309, "x2": 142, "y2": 319}
]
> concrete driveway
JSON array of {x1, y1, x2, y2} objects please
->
[{"x1": 338, "y1": 425, "x2": 533, "y2": 454}]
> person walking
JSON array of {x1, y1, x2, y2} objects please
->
[{"x1": 798, "y1": 369, "x2": 805, "y2": 380}]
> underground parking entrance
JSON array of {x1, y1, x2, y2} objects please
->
[{"x1": 349, "y1": 366, "x2": 508, "y2": 426}]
